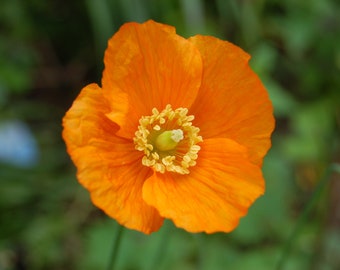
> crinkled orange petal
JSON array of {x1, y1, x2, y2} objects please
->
[
  {"x1": 102, "y1": 20, "x2": 202, "y2": 138},
  {"x1": 62, "y1": 84, "x2": 138, "y2": 166},
  {"x1": 62, "y1": 84, "x2": 163, "y2": 233},
  {"x1": 142, "y1": 138, "x2": 264, "y2": 233},
  {"x1": 188, "y1": 35, "x2": 275, "y2": 166},
  {"x1": 81, "y1": 161, "x2": 164, "y2": 234}
]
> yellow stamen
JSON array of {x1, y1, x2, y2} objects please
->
[{"x1": 133, "y1": 104, "x2": 202, "y2": 175}]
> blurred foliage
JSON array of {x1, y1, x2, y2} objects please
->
[{"x1": 0, "y1": 0, "x2": 340, "y2": 269}]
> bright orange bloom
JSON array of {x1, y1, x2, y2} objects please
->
[{"x1": 62, "y1": 20, "x2": 274, "y2": 234}]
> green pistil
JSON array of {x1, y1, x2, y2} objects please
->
[{"x1": 155, "y1": 129, "x2": 183, "y2": 151}]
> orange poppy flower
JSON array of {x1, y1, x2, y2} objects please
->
[{"x1": 62, "y1": 20, "x2": 274, "y2": 234}]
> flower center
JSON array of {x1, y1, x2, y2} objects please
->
[
  {"x1": 133, "y1": 104, "x2": 203, "y2": 174},
  {"x1": 155, "y1": 129, "x2": 184, "y2": 151}
]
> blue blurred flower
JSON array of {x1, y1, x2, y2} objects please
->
[{"x1": 0, "y1": 120, "x2": 39, "y2": 167}]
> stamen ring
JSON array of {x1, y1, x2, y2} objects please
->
[{"x1": 133, "y1": 104, "x2": 202, "y2": 174}]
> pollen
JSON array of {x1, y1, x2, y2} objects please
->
[{"x1": 133, "y1": 104, "x2": 203, "y2": 174}]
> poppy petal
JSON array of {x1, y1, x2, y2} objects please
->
[
  {"x1": 102, "y1": 20, "x2": 203, "y2": 138},
  {"x1": 62, "y1": 84, "x2": 138, "y2": 167},
  {"x1": 142, "y1": 138, "x2": 264, "y2": 233},
  {"x1": 82, "y1": 161, "x2": 164, "y2": 234},
  {"x1": 62, "y1": 84, "x2": 163, "y2": 233},
  {"x1": 189, "y1": 35, "x2": 274, "y2": 166}
]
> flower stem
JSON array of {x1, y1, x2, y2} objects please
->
[
  {"x1": 107, "y1": 224, "x2": 124, "y2": 270},
  {"x1": 193, "y1": 233, "x2": 206, "y2": 270},
  {"x1": 147, "y1": 221, "x2": 172, "y2": 269},
  {"x1": 276, "y1": 163, "x2": 340, "y2": 270}
]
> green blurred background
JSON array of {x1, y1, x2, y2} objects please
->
[{"x1": 1, "y1": 0, "x2": 340, "y2": 269}]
